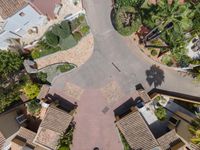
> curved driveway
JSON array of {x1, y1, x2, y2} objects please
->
[
  {"x1": 52, "y1": 0, "x2": 200, "y2": 96},
  {"x1": 50, "y1": 0, "x2": 200, "y2": 149}
]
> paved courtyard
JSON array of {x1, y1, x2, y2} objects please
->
[{"x1": 49, "y1": 0, "x2": 200, "y2": 149}]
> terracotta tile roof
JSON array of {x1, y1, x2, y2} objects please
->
[
  {"x1": 0, "y1": 0, "x2": 27, "y2": 19},
  {"x1": 17, "y1": 127, "x2": 37, "y2": 147},
  {"x1": 40, "y1": 106, "x2": 72, "y2": 133},
  {"x1": 11, "y1": 127, "x2": 47, "y2": 150},
  {"x1": 29, "y1": 0, "x2": 61, "y2": 19},
  {"x1": 157, "y1": 129, "x2": 183, "y2": 150},
  {"x1": 116, "y1": 111, "x2": 159, "y2": 150},
  {"x1": 34, "y1": 106, "x2": 72, "y2": 150},
  {"x1": 0, "y1": 132, "x2": 5, "y2": 149}
]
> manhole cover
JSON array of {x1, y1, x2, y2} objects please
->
[{"x1": 102, "y1": 106, "x2": 109, "y2": 114}]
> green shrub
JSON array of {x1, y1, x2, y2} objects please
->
[
  {"x1": 80, "y1": 25, "x2": 90, "y2": 36},
  {"x1": 151, "y1": 49, "x2": 157, "y2": 56},
  {"x1": 59, "y1": 35, "x2": 77, "y2": 50},
  {"x1": 73, "y1": 32, "x2": 82, "y2": 41},
  {"x1": 60, "y1": 21, "x2": 71, "y2": 32},
  {"x1": 31, "y1": 46, "x2": 61, "y2": 59},
  {"x1": 57, "y1": 126, "x2": 74, "y2": 150},
  {"x1": 70, "y1": 18, "x2": 81, "y2": 31},
  {"x1": 36, "y1": 72, "x2": 47, "y2": 83},
  {"x1": 27, "y1": 100, "x2": 41, "y2": 116},
  {"x1": 155, "y1": 107, "x2": 167, "y2": 121},
  {"x1": 23, "y1": 82, "x2": 40, "y2": 100},
  {"x1": 115, "y1": 0, "x2": 144, "y2": 7},
  {"x1": 119, "y1": 131, "x2": 131, "y2": 150},
  {"x1": 45, "y1": 31, "x2": 59, "y2": 46},
  {"x1": 115, "y1": 6, "x2": 141, "y2": 36},
  {"x1": 190, "y1": 59, "x2": 200, "y2": 65},
  {"x1": 78, "y1": 14, "x2": 86, "y2": 23},
  {"x1": 150, "y1": 39, "x2": 164, "y2": 46},
  {"x1": 56, "y1": 63, "x2": 75, "y2": 73},
  {"x1": 161, "y1": 55, "x2": 173, "y2": 66},
  {"x1": 52, "y1": 24, "x2": 70, "y2": 39}
]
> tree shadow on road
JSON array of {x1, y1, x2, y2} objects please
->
[{"x1": 146, "y1": 65, "x2": 165, "y2": 88}]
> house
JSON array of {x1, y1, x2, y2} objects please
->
[
  {"x1": 0, "y1": 0, "x2": 46, "y2": 49},
  {"x1": 0, "y1": 105, "x2": 73, "y2": 150},
  {"x1": 115, "y1": 108, "x2": 189, "y2": 150},
  {"x1": 10, "y1": 127, "x2": 45, "y2": 150},
  {"x1": 0, "y1": 107, "x2": 23, "y2": 150},
  {"x1": 168, "y1": 111, "x2": 200, "y2": 150},
  {"x1": 33, "y1": 106, "x2": 73, "y2": 150},
  {"x1": 116, "y1": 111, "x2": 160, "y2": 150}
]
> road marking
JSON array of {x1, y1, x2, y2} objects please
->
[{"x1": 112, "y1": 62, "x2": 121, "y2": 72}]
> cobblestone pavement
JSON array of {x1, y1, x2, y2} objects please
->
[
  {"x1": 35, "y1": 33, "x2": 94, "y2": 69},
  {"x1": 71, "y1": 89, "x2": 123, "y2": 150},
  {"x1": 100, "y1": 81, "x2": 124, "y2": 105}
]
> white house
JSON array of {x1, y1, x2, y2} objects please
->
[{"x1": 0, "y1": 0, "x2": 46, "y2": 49}]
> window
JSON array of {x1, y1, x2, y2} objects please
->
[{"x1": 19, "y1": 12, "x2": 25, "y2": 17}]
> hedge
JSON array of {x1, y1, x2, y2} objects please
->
[{"x1": 56, "y1": 63, "x2": 75, "y2": 73}]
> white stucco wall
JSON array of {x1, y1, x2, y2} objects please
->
[{"x1": 0, "y1": 5, "x2": 46, "y2": 49}]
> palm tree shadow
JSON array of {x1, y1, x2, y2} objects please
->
[{"x1": 146, "y1": 65, "x2": 165, "y2": 88}]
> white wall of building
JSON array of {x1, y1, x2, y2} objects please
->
[{"x1": 0, "y1": 5, "x2": 46, "y2": 49}]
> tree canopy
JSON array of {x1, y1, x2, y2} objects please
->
[{"x1": 0, "y1": 51, "x2": 23, "y2": 81}]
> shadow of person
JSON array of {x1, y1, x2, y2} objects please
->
[{"x1": 146, "y1": 65, "x2": 165, "y2": 88}]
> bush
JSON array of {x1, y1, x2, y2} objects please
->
[
  {"x1": 151, "y1": 49, "x2": 157, "y2": 56},
  {"x1": 52, "y1": 24, "x2": 70, "y2": 39},
  {"x1": 45, "y1": 31, "x2": 59, "y2": 46},
  {"x1": 57, "y1": 125, "x2": 74, "y2": 150},
  {"x1": 70, "y1": 18, "x2": 81, "y2": 31},
  {"x1": 161, "y1": 55, "x2": 173, "y2": 66},
  {"x1": 154, "y1": 107, "x2": 167, "y2": 121},
  {"x1": 56, "y1": 63, "x2": 75, "y2": 73},
  {"x1": 78, "y1": 14, "x2": 86, "y2": 23},
  {"x1": 59, "y1": 35, "x2": 78, "y2": 50},
  {"x1": 27, "y1": 100, "x2": 41, "y2": 116},
  {"x1": 115, "y1": 6, "x2": 141, "y2": 36},
  {"x1": 80, "y1": 25, "x2": 90, "y2": 36},
  {"x1": 115, "y1": 0, "x2": 144, "y2": 7},
  {"x1": 36, "y1": 72, "x2": 47, "y2": 83},
  {"x1": 60, "y1": 21, "x2": 71, "y2": 32},
  {"x1": 31, "y1": 46, "x2": 61, "y2": 59},
  {"x1": 23, "y1": 82, "x2": 40, "y2": 100},
  {"x1": 73, "y1": 32, "x2": 82, "y2": 41}
]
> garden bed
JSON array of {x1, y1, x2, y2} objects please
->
[
  {"x1": 113, "y1": 0, "x2": 200, "y2": 70},
  {"x1": 31, "y1": 14, "x2": 90, "y2": 59}
]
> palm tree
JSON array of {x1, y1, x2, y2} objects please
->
[
  {"x1": 6, "y1": 38, "x2": 29, "y2": 55},
  {"x1": 152, "y1": 0, "x2": 194, "y2": 32}
]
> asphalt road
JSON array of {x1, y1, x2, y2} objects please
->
[{"x1": 52, "y1": 0, "x2": 200, "y2": 97}]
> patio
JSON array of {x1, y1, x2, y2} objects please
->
[{"x1": 138, "y1": 95, "x2": 196, "y2": 138}]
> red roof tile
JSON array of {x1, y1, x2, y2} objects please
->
[
  {"x1": 0, "y1": 0, "x2": 27, "y2": 19},
  {"x1": 29, "y1": 0, "x2": 61, "y2": 19}
]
